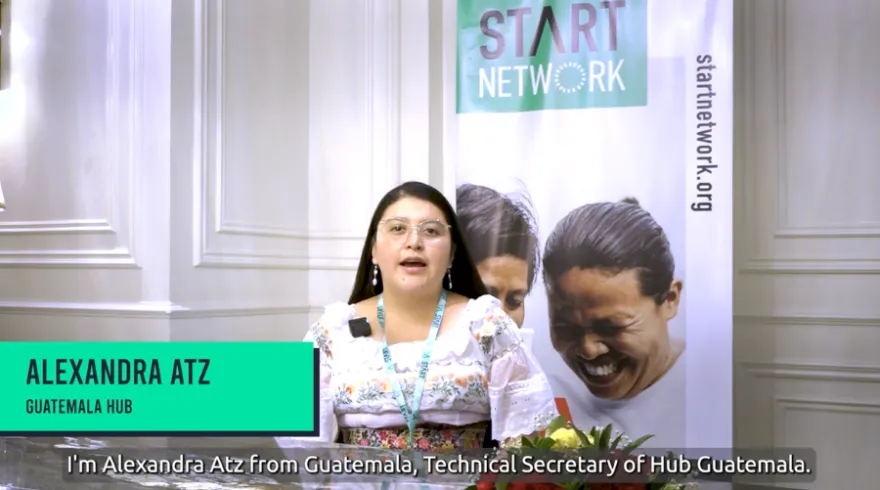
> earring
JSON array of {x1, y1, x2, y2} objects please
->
[
  {"x1": 446, "y1": 268, "x2": 452, "y2": 290},
  {"x1": 372, "y1": 264, "x2": 379, "y2": 287}
]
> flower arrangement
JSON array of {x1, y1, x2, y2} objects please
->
[{"x1": 466, "y1": 416, "x2": 697, "y2": 490}]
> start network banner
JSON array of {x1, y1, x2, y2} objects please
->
[
  {"x1": 0, "y1": 342, "x2": 318, "y2": 436},
  {"x1": 452, "y1": 0, "x2": 732, "y2": 448}
]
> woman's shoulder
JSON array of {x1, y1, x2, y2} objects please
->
[
  {"x1": 459, "y1": 294, "x2": 519, "y2": 338},
  {"x1": 441, "y1": 293, "x2": 501, "y2": 324},
  {"x1": 308, "y1": 300, "x2": 358, "y2": 342},
  {"x1": 467, "y1": 293, "x2": 508, "y2": 318}
]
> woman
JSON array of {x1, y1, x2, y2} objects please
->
[
  {"x1": 280, "y1": 182, "x2": 557, "y2": 457},
  {"x1": 456, "y1": 183, "x2": 540, "y2": 327},
  {"x1": 541, "y1": 197, "x2": 685, "y2": 447}
]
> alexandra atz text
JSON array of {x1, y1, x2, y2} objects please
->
[{"x1": 24, "y1": 358, "x2": 212, "y2": 415}]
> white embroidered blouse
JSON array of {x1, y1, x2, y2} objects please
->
[{"x1": 284, "y1": 294, "x2": 558, "y2": 448}]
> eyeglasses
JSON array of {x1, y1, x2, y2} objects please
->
[{"x1": 378, "y1": 218, "x2": 450, "y2": 241}]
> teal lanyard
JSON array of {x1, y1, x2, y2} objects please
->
[{"x1": 377, "y1": 289, "x2": 446, "y2": 449}]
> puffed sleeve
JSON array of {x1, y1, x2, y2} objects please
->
[
  {"x1": 474, "y1": 296, "x2": 558, "y2": 448},
  {"x1": 275, "y1": 315, "x2": 339, "y2": 450}
]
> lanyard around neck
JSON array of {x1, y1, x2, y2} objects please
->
[{"x1": 377, "y1": 290, "x2": 447, "y2": 449}]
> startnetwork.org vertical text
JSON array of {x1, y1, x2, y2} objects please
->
[{"x1": 692, "y1": 54, "x2": 717, "y2": 213}]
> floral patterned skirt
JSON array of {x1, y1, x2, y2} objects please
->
[{"x1": 340, "y1": 422, "x2": 489, "y2": 452}]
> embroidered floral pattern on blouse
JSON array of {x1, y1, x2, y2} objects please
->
[
  {"x1": 341, "y1": 424, "x2": 487, "y2": 452},
  {"x1": 332, "y1": 372, "x2": 489, "y2": 411},
  {"x1": 310, "y1": 320, "x2": 333, "y2": 360},
  {"x1": 475, "y1": 314, "x2": 508, "y2": 356}
]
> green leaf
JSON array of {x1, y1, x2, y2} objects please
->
[
  {"x1": 463, "y1": 486, "x2": 477, "y2": 490},
  {"x1": 623, "y1": 434, "x2": 654, "y2": 453},
  {"x1": 658, "y1": 484, "x2": 686, "y2": 490},
  {"x1": 545, "y1": 415, "x2": 568, "y2": 435},
  {"x1": 521, "y1": 437, "x2": 535, "y2": 448},
  {"x1": 496, "y1": 482, "x2": 509, "y2": 490},
  {"x1": 574, "y1": 427, "x2": 594, "y2": 447},
  {"x1": 536, "y1": 437, "x2": 556, "y2": 449},
  {"x1": 598, "y1": 424, "x2": 613, "y2": 451},
  {"x1": 646, "y1": 476, "x2": 688, "y2": 490},
  {"x1": 610, "y1": 432, "x2": 624, "y2": 450}
]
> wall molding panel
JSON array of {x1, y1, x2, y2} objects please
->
[
  {"x1": 0, "y1": 300, "x2": 310, "y2": 319},
  {"x1": 305, "y1": 0, "x2": 403, "y2": 276},
  {"x1": 737, "y1": 0, "x2": 880, "y2": 275},
  {"x1": 169, "y1": 305, "x2": 310, "y2": 319},
  {"x1": 365, "y1": 0, "x2": 402, "y2": 205},
  {"x1": 734, "y1": 0, "x2": 880, "y2": 475},
  {"x1": 0, "y1": 301, "x2": 182, "y2": 319},
  {"x1": 773, "y1": 397, "x2": 880, "y2": 446},
  {"x1": 0, "y1": 219, "x2": 115, "y2": 234},
  {"x1": 774, "y1": 225, "x2": 880, "y2": 239},
  {"x1": 0, "y1": 0, "x2": 143, "y2": 269},
  {"x1": 308, "y1": 232, "x2": 363, "y2": 271},
  {"x1": 740, "y1": 258, "x2": 880, "y2": 275},
  {"x1": 734, "y1": 315, "x2": 880, "y2": 328},
  {"x1": 192, "y1": 0, "x2": 311, "y2": 270},
  {"x1": 743, "y1": 361, "x2": 880, "y2": 383}
]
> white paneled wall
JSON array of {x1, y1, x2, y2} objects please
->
[
  {"x1": 305, "y1": 0, "x2": 391, "y2": 312},
  {"x1": 0, "y1": 0, "x2": 446, "y2": 340},
  {"x1": 167, "y1": 0, "x2": 313, "y2": 340},
  {"x1": 304, "y1": 0, "x2": 448, "y2": 315},
  {"x1": 733, "y1": 1, "x2": 880, "y2": 488},
  {"x1": 1, "y1": 0, "x2": 877, "y2": 480},
  {"x1": 0, "y1": 0, "x2": 174, "y2": 339}
]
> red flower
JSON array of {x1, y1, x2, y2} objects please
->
[
  {"x1": 475, "y1": 471, "x2": 565, "y2": 490},
  {"x1": 507, "y1": 484, "x2": 563, "y2": 490},
  {"x1": 521, "y1": 472, "x2": 548, "y2": 482},
  {"x1": 506, "y1": 471, "x2": 564, "y2": 490},
  {"x1": 477, "y1": 471, "x2": 499, "y2": 483},
  {"x1": 589, "y1": 484, "x2": 647, "y2": 490}
]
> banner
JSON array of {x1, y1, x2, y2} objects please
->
[
  {"x1": 0, "y1": 342, "x2": 318, "y2": 436},
  {"x1": 452, "y1": 0, "x2": 732, "y2": 448}
]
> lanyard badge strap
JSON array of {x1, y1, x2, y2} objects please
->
[{"x1": 378, "y1": 290, "x2": 447, "y2": 448}]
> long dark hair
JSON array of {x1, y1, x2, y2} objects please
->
[
  {"x1": 543, "y1": 197, "x2": 675, "y2": 305},
  {"x1": 348, "y1": 181, "x2": 489, "y2": 304},
  {"x1": 456, "y1": 183, "x2": 541, "y2": 292}
]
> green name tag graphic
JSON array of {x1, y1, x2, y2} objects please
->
[
  {"x1": 0, "y1": 342, "x2": 318, "y2": 436},
  {"x1": 457, "y1": 0, "x2": 647, "y2": 113}
]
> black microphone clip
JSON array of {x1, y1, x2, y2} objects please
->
[{"x1": 348, "y1": 317, "x2": 372, "y2": 338}]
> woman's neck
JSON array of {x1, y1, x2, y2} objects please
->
[{"x1": 381, "y1": 287, "x2": 444, "y2": 321}]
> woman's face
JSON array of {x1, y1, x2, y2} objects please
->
[
  {"x1": 548, "y1": 268, "x2": 681, "y2": 400},
  {"x1": 476, "y1": 255, "x2": 529, "y2": 327},
  {"x1": 372, "y1": 197, "x2": 453, "y2": 295}
]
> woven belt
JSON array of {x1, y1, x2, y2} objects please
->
[{"x1": 341, "y1": 422, "x2": 488, "y2": 452}]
